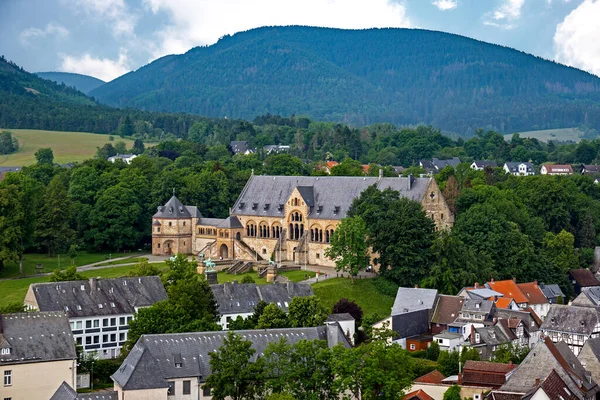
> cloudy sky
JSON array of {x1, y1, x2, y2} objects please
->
[{"x1": 1, "y1": 0, "x2": 599, "y2": 82}]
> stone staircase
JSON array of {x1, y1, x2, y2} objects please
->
[
  {"x1": 235, "y1": 238, "x2": 264, "y2": 261},
  {"x1": 228, "y1": 260, "x2": 254, "y2": 275}
]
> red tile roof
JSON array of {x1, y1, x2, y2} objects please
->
[
  {"x1": 326, "y1": 161, "x2": 339, "y2": 169},
  {"x1": 569, "y1": 269, "x2": 600, "y2": 287},
  {"x1": 542, "y1": 164, "x2": 574, "y2": 174},
  {"x1": 405, "y1": 389, "x2": 434, "y2": 400},
  {"x1": 493, "y1": 297, "x2": 515, "y2": 309},
  {"x1": 414, "y1": 370, "x2": 446, "y2": 384},
  {"x1": 517, "y1": 282, "x2": 549, "y2": 305},
  {"x1": 462, "y1": 361, "x2": 516, "y2": 389},
  {"x1": 464, "y1": 361, "x2": 516, "y2": 374},
  {"x1": 487, "y1": 280, "x2": 529, "y2": 304},
  {"x1": 539, "y1": 369, "x2": 579, "y2": 400}
]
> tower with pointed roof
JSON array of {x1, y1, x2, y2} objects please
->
[{"x1": 151, "y1": 195, "x2": 195, "y2": 255}]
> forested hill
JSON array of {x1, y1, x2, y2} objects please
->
[
  {"x1": 36, "y1": 71, "x2": 105, "y2": 94},
  {"x1": 90, "y1": 26, "x2": 600, "y2": 137}
]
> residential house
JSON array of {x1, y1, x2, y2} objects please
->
[
  {"x1": 431, "y1": 295, "x2": 464, "y2": 334},
  {"x1": 263, "y1": 144, "x2": 290, "y2": 155},
  {"x1": 503, "y1": 162, "x2": 535, "y2": 176},
  {"x1": 111, "y1": 326, "x2": 351, "y2": 400},
  {"x1": 230, "y1": 141, "x2": 254, "y2": 155},
  {"x1": 0, "y1": 312, "x2": 77, "y2": 400},
  {"x1": 51, "y1": 381, "x2": 118, "y2": 400},
  {"x1": 492, "y1": 297, "x2": 520, "y2": 311},
  {"x1": 487, "y1": 279, "x2": 531, "y2": 309},
  {"x1": 577, "y1": 337, "x2": 600, "y2": 385},
  {"x1": 412, "y1": 370, "x2": 489, "y2": 400},
  {"x1": 24, "y1": 276, "x2": 167, "y2": 359},
  {"x1": 470, "y1": 321, "x2": 517, "y2": 359},
  {"x1": 406, "y1": 334, "x2": 434, "y2": 352},
  {"x1": 376, "y1": 308, "x2": 431, "y2": 349},
  {"x1": 210, "y1": 281, "x2": 313, "y2": 329},
  {"x1": 494, "y1": 337, "x2": 599, "y2": 399},
  {"x1": 460, "y1": 287, "x2": 505, "y2": 301},
  {"x1": 516, "y1": 281, "x2": 550, "y2": 318},
  {"x1": 405, "y1": 389, "x2": 435, "y2": 400},
  {"x1": 539, "y1": 283, "x2": 565, "y2": 304},
  {"x1": 460, "y1": 360, "x2": 516, "y2": 389},
  {"x1": 433, "y1": 331, "x2": 464, "y2": 351},
  {"x1": 321, "y1": 161, "x2": 339, "y2": 174},
  {"x1": 326, "y1": 313, "x2": 356, "y2": 344},
  {"x1": 541, "y1": 304, "x2": 600, "y2": 356},
  {"x1": 0, "y1": 166, "x2": 21, "y2": 182},
  {"x1": 420, "y1": 157, "x2": 461, "y2": 174},
  {"x1": 569, "y1": 269, "x2": 600, "y2": 297},
  {"x1": 540, "y1": 164, "x2": 573, "y2": 175},
  {"x1": 573, "y1": 286, "x2": 600, "y2": 307},
  {"x1": 392, "y1": 166, "x2": 406, "y2": 175},
  {"x1": 392, "y1": 287, "x2": 438, "y2": 316},
  {"x1": 471, "y1": 161, "x2": 498, "y2": 171},
  {"x1": 495, "y1": 308, "x2": 543, "y2": 347},
  {"x1": 457, "y1": 298, "x2": 496, "y2": 324},
  {"x1": 525, "y1": 369, "x2": 590, "y2": 400},
  {"x1": 108, "y1": 154, "x2": 138, "y2": 164},
  {"x1": 582, "y1": 165, "x2": 600, "y2": 175}
]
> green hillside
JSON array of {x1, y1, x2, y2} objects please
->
[
  {"x1": 36, "y1": 71, "x2": 105, "y2": 94},
  {"x1": 91, "y1": 26, "x2": 600, "y2": 136},
  {"x1": 504, "y1": 128, "x2": 584, "y2": 143}
]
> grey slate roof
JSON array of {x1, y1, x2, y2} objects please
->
[
  {"x1": 500, "y1": 338, "x2": 597, "y2": 395},
  {"x1": 472, "y1": 160, "x2": 498, "y2": 168},
  {"x1": 495, "y1": 309, "x2": 541, "y2": 332},
  {"x1": 0, "y1": 166, "x2": 21, "y2": 173},
  {"x1": 231, "y1": 175, "x2": 431, "y2": 221},
  {"x1": 210, "y1": 282, "x2": 314, "y2": 315},
  {"x1": 461, "y1": 298, "x2": 494, "y2": 314},
  {"x1": 112, "y1": 325, "x2": 350, "y2": 389},
  {"x1": 0, "y1": 312, "x2": 76, "y2": 365},
  {"x1": 197, "y1": 217, "x2": 225, "y2": 226},
  {"x1": 29, "y1": 276, "x2": 167, "y2": 318},
  {"x1": 50, "y1": 381, "x2": 118, "y2": 400},
  {"x1": 580, "y1": 337, "x2": 600, "y2": 360},
  {"x1": 392, "y1": 287, "x2": 438, "y2": 315},
  {"x1": 153, "y1": 195, "x2": 192, "y2": 218},
  {"x1": 504, "y1": 162, "x2": 535, "y2": 173},
  {"x1": 327, "y1": 313, "x2": 355, "y2": 322},
  {"x1": 474, "y1": 324, "x2": 515, "y2": 346},
  {"x1": 467, "y1": 288, "x2": 503, "y2": 300},
  {"x1": 391, "y1": 309, "x2": 430, "y2": 339},
  {"x1": 540, "y1": 284, "x2": 565, "y2": 301},
  {"x1": 230, "y1": 141, "x2": 250, "y2": 154},
  {"x1": 542, "y1": 304, "x2": 599, "y2": 335},
  {"x1": 432, "y1": 157, "x2": 461, "y2": 170},
  {"x1": 216, "y1": 216, "x2": 243, "y2": 229},
  {"x1": 576, "y1": 287, "x2": 600, "y2": 306}
]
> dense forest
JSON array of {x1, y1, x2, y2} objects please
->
[
  {"x1": 90, "y1": 26, "x2": 600, "y2": 136},
  {"x1": 36, "y1": 71, "x2": 105, "y2": 94}
]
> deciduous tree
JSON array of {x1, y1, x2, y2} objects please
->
[{"x1": 325, "y1": 216, "x2": 370, "y2": 281}]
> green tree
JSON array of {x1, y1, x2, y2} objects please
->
[
  {"x1": 287, "y1": 296, "x2": 328, "y2": 328},
  {"x1": 118, "y1": 116, "x2": 135, "y2": 137},
  {"x1": 425, "y1": 341, "x2": 440, "y2": 361},
  {"x1": 96, "y1": 143, "x2": 117, "y2": 159},
  {"x1": 460, "y1": 346, "x2": 480, "y2": 365},
  {"x1": 350, "y1": 186, "x2": 436, "y2": 286},
  {"x1": 332, "y1": 298, "x2": 363, "y2": 326},
  {"x1": 50, "y1": 265, "x2": 85, "y2": 282},
  {"x1": 127, "y1": 260, "x2": 162, "y2": 277},
  {"x1": 257, "y1": 303, "x2": 289, "y2": 329},
  {"x1": 132, "y1": 139, "x2": 145, "y2": 154},
  {"x1": 241, "y1": 274, "x2": 255, "y2": 284},
  {"x1": 286, "y1": 339, "x2": 338, "y2": 400},
  {"x1": 35, "y1": 148, "x2": 54, "y2": 165},
  {"x1": 325, "y1": 216, "x2": 370, "y2": 281},
  {"x1": 68, "y1": 244, "x2": 78, "y2": 265},
  {"x1": 36, "y1": 175, "x2": 75, "y2": 255},
  {"x1": 114, "y1": 141, "x2": 127, "y2": 154},
  {"x1": 437, "y1": 350, "x2": 460, "y2": 376},
  {"x1": 205, "y1": 332, "x2": 263, "y2": 400},
  {"x1": 330, "y1": 158, "x2": 364, "y2": 176},
  {"x1": 0, "y1": 131, "x2": 19, "y2": 154},
  {"x1": 264, "y1": 154, "x2": 305, "y2": 175},
  {"x1": 493, "y1": 343, "x2": 530, "y2": 364},
  {"x1": 0, "y1": 185, "x2": 24, "y2": 272},
  {"x1": 443, "y1": 385, "x2": 462, "y2": 400}
]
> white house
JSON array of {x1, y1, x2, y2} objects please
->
[
  {"x1": 24, "y1": 277, "x2": 167, "y2": 359},
  {"x1": 433, "y1": 331, "x2": 464, "y2": 351},
  {"x1": 108, "y1": 154, "x2": 138, "y2": 164},
  {"x1": 540, "y1": 164, "x2": 573, "y2": 175},
  {"x1": 471, "y1": 161, "x2": 498, "y2": 171},
  {"x1": 504, "y1": 162, "x2": 535, "y2": 176}
]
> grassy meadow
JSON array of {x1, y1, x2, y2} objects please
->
[
  {"x1": 504, "y1": 127, "x2": 583, "y2": 143},
  {"x1": 0, "y1": 129, "x2": 134, "y2": 166}
]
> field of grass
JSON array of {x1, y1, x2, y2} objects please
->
[
  {"x1": 0, "y1": 129, "x2": 134, "y2": 166},
  {"x1": 504, "y1": 127, "x2": 583, "y2": 143},
  {"x1": 216, "y1": 270, "x2": 315, "y2": 285},
  {"x1": 0, "y1": 251, "x2": 143, "y2": 279},
  {"x1": 0, "y1": 262, "x2": 168, "y2": 308},
  {"x1": 312, "y1": 278, "x2": 394, "y2": 319}
]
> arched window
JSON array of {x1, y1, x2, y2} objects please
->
[
  {"x1": 259, "y1": 222, "x2": 270, "y2": 238},
  {"x1": 246, "y1": 221, "x2": 257, "y2": 237},
  {"x1": 325, "y1": 226, "x2": 335, "y2": 243},
  {"x1": 310, "y1": 225, "x2": 323, "y2": 242}
]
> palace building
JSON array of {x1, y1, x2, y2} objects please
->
[{"x1": 151, "y1": 173, "x2": 453, "y2": 267}]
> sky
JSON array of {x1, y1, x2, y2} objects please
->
[{"x1": 0, "y1": 0, "x2": 599, "y2": 82}]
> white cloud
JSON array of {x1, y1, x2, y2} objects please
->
[
  {"x1": 70, "y1": 0, "x2": 137, "y2": 37},
  {"x1": 143, "y1": 0, "x2": 411, "y2": 58},
  {"x1": 484, "y1": 0, "x2": 525, "y2": 28},
  {"x1": 20, "y1": 23, "x2": 69, "y2": 46},
  {"x1": 554, "y1": 0, "x2": 600, "y2": 76},
  {"x1": 60, "y1": 48, "x2": 130, "y2": 81},
  {"x1": 433, "y1": 0, "x2": 458, "y2": 11}
]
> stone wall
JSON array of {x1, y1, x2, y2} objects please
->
[
  {"x1": 420, "y1": 178, "x2": 454, "y2": 230},
  {"x1": 151, "y1": 217, "x2": 193, "y2": 255}
]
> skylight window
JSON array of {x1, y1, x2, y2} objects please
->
[{"x1": 98, "y1": 304, "x2": 103, "y2": 309}]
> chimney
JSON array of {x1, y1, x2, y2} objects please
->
[
  {"x1": 474, "y1": 282, "x2": 479, "y2": 289},
  {"x1": 470, "y1": 325, "x2": 475, "y2": 344},
  {"x1": 458, "y1": 373, "x2": 463, "y2": 385},
  {"x1": 414, "y1": 284, "x2": 419, "y2": 289},
  {"x1": 535, "y1": 378, "x2": 540, "y2": 387},
  {"x1": 408, "y1": 174, "x2": 415, "y2": 190},
  {"x1": 378, "y1": 168, "x2": 383, "y2": 181},
  {"x1": 512, "y1": 277, "x2": 516, "y2": 282},
  {"x1": 534, "y1": 280, "x2": 538, "y2": 286},
  {"x1": 490, "y1": 278, "x2": 495, "y2": 283},
  {"x1": 89, "y1": 278, "x2": 97, "y2": 293}
]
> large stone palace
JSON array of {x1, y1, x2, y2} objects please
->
[{"x1": 151, "y1": 173, "x2": 453, "y2": 267}]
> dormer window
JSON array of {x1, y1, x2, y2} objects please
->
[
  {"x1": 111, "y1": 302, "x2": 116, "y2": 308},
  {"x1": 239, "y1": 202, "x2": 245, "y2": 209},
  {"x1": 252, "y1": 203, "x2": 258, "y2": 210},
  {"x1": 317, "y1": 205, "x2": 323, "y2": 214},
  {"x1": 80, "y1": 285, "x2": 85, "y2": 291},
  {"x1": 169, "y1": 206, "x2": 173, "y2": 214},
  {"x1": 98, "y1": 304, "x2": 103, "y2": 309},
  {"x1": 77, "y1": 305, "x2": 82, "y2": 311},
  {"x1": 264, "y1": 204, "x2": 270, "y2": 211},
  {"x1": 333, "y1": 206, "x2": 340, "y2": 215}
]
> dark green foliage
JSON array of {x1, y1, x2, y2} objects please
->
[
  {"x1": 437, "y1": 350, "x2": 460, "y2": 376},
  {"x1": 89, "y1": 26, "x2": 600, "y2": 136},
  {"x1": 36, "y1": 71, "x2": 105, "y2": 94},
  {"x1": 257, "y1": 303, "x2": 289, "y2": 329},
  {"x1": 127, "y1": 260, "x2": 162, "y2": 277},
  {"x1": 443, "y1": 385, "x2": 462, "y2": 400},
  {"x1": 0, "y1": 302, "x2": 26, "y2": 313},
  {"x1": 493, "y1": 343, "x2": 530, "y2": 364},
  {"x1": 240, "y1": 274, "x2": 255, "y2": 284},
  {"x1": 287, "y1": 296, "x2": 328, "y2": 328},
  {"x1": 425, "y1": 341, "x2": 440, "y2": 361},
  {"x1": 371, "y1": 277, "x2": 400, "y2": 297},
  {"x1": 35, "y1": 148, "x2": 54, "y2": 165},
  {"x1": 0, "y1": 131, "x2": 18, "y2": 154},
  {"x1": 36, "y1": 175, "x2": 75, "y2": 255},
  {"x1": 50, "y1": 265, "x2": 85, "y2": 281},
  {"x1": 118, "y1": 116, "x2": 135, "y2": 137},
  {"x1": 332, "y1": 298, "x2": 364, "y2": 326}
]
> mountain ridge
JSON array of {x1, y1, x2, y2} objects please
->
[
  {"x1": 36, "y1": 71, "x2": 105, "y2": 94},
  {"x1": 90, "y1": 25, "x2": 600, "y2": 136}
]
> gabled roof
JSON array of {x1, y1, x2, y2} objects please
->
[
  {"x1": 580, "y1": 337, "x2": 600, "y2": 362},
  {"x1": 432, "y1": 157, "x2": 461, "y2": 170},
  {"x1": 540, "y1": 284, "x2": 565, "y2": 301},
  {"x1": 462, "y1": 361, "x2": 516, "y2": 388},
  {"x1": 495, "y1": 308, "x2": 541, "y2": 331},
  {"x1": 575, "y1": 286, "x2": 600, "y2": 306},
  {"x1": 414, "y1": 370, "x2": 446, "y2": 384},
  {"x1": 391, "y1": 287, "x2": 438, "y2": 315},
  {"x1": 404, "y1": 389, "x2": 434, "y2": 400},
  {"x1": 431, "y1": 295, "x2": 463, "y2": 325},
  {"x1": 461, "y1": 298, "x2": 494, "y2": 314},
  {"x1": 153, "y1": 195, "x2": 192, "y2": 218},
  {"x1": 542, "y1": 304, "x2": 599, "y2": 335},
  {"x1": 504, "y1": 162, "x2": 535, "y2": 173},
  {"x1": 327, "y1": 313, "x2": 354, "y2": 322},
  {"x1": 216, "y1": 216, "x2": 243, "y2": 229},
  {"x1": 583, "y1": 165, "x2": 600, "y2": 173},
  {"x1": 0, "y1": 312, "x2": 76, "y2": 366},
  {"x1": 569, "y1": 269, "x2": 600, "y2": 287},
  {"x1": 465, "y1": 360, "x2": 516, "y2": 374},
  {"x1": 472, "y1": 160, "x2": 498, "y2": 168},
  {"x1": 231, "y1": 175, "x2": 432, "y2": 221},
  {"x1": 467, "y1": 288, "x2": 504, "y2": 299},
  {"x1": 536, "y1": 369, "x2": 580, "y2": 400},
  {"x1": 542, "y1": 164, "x2": 573, "y2": 174},
  {"x1": 210, "y1": 282, "x2": 313, "y2": 315},
  {"x1": 50, "y1": 381, "x2": 118, "y2": 400},
  {"x1": 475, "y1": 324, "x2": 514, "y2": 346},
  {"x1": 516, "y1": 282, "x2": 548, "y2": 305},
  {"x1": 230, "y1": 141, "x2": 250, "y2": 154},
  {"x1": 493, "y1": 298, "x2": 515, "y2": 309},
  {"x1": 29, "y1": 276, "x2": 167, "y2": 318},
  {"x1": 486, "y1": 280, "x2": 529, "y2": 304},
  {"x1": 112, "y1": 326, "x2": 350, "y2": 390}
]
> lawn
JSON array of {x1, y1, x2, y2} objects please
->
[
  {"x1": 0, "y1": 251, "x2": 143, "y2": 279},
  {"x1": 0, "y1": 129, "x2": 134, "y2": 166},
  {"x1": 504, "y1": 127, "x2": 583, "y2": 143},
  {"x1": 94, "y1": 257, "x2": 148, "y2": 267},
  {"x1": 216, "y1": 270, "x2": 315, "y2": 285},
  {"x1": 312, "y1": 278, "x2": 394, "y2": 319},
  {"x1": 0, "y1": 263, "x2": 169, "y2": 309}
]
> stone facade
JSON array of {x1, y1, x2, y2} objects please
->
[{"x1": 152, "y1": 174, "x2": 454, "y2": 268}]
